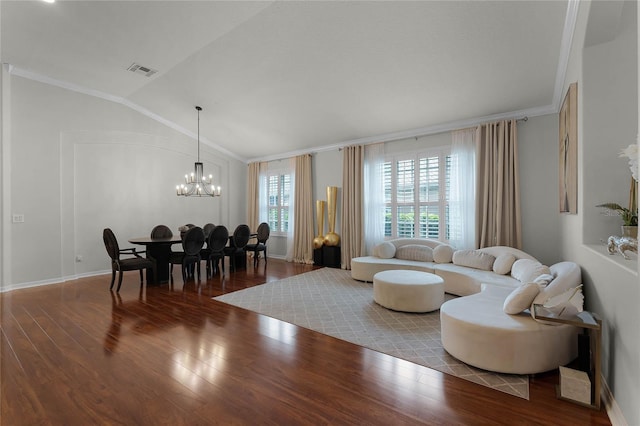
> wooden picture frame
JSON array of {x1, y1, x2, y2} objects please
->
[{"x1": 559, "y1": 82, "x2": 578, "y2": 214}]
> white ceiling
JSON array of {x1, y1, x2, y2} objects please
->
[{"x1": 1, "y1": 0, "x2": 570, "y2": 162}]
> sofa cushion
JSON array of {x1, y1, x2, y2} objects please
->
[
  {"x1": 533, "y1": 273, "x2": 554, "y2": 287},
  {"x1": 374, "y1": 241, "x2": 396, "y2": 259},
  {"x1": 493, "y1": 253, "x2": 517, "y2": 275},
  {"x1": 434, "y1": 263, "x2": 521, "y2": 296},
  {"x1": 503, "y1": 283, "x2": 540, "y2": 314},
  {"x1": 433, "y1": 244, "x2": 454, "y2": 263},
  {"x1": 391, "y1": 238, "x2": 444, "y2": 250},
  {"x1": 395, "y1": 244, "x2": 433, "y2": 262},
  {"x1": 532, "y1": 262, "x2": 582, "y2": 306},
  {"x1": 478, "y1": 246, "x2": 538, "y2": 262},
  {"x1": 452, "y1": 249, "x2": 496, "y2": 271},
  {"x1": 511, "y1": 259, "x2": 551, "y2": 283}
]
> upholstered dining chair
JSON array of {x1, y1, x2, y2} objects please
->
[
  {"x1": 179, "y1": 223, "x2": 196, "y2": 239},
  {"x1": 205, "y1": 225, "x2": 229, "y2": 277},
  {"x1": 223, "y1": 224, "x2": 251, "y2": 272},
  {"x1": 199, "y1": 223, "x2": 216, "y2": 267},
  {"x1": 169, "y1": 226, "x2": 205, "y2": 282},
  {"x1": 202, "y1": 223, "x2": 215, "y2": 240},
  {"x1": 150, "y1": 224, "x2": 173, "y2": 239},
  {"x1": 103, "y1": 228, "x2": 156, "y2": 292},
  {"x1": 244, "y1": 222, "x2": 270, "y2": 266}
]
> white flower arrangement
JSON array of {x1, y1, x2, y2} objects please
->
[{"x1": 620, "y1": 143, "x2": 638, "y2": 182}]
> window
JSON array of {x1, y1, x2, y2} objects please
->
[
  {"x1": 265, "y1": 172, "x2": 291, "y2": 233},
  {"x1": 383, "y1": 148, "x2": 451, "y2": 240}
]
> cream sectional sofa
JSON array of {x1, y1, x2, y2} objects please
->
[{"x1": 351, "y1": 238, "x2": 582, "y2": 375}]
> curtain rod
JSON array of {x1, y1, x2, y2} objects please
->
[
  {"x1": 258, "y1": 116, "x2": 531, "y2": 158},
  {"x1": 338, "y1": 116, "x2": 530, "y2": 148}
]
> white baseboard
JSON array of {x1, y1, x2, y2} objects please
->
[
  {"x1": 1, "y1": 270, "x2": 110, "y2": 293},
  {"x1": 602, "y1": 377, "x2": 628, "y2": 426}
]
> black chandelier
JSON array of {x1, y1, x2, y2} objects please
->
[{"x1": 176, "y1": 106, "x2": 221, "y2": 197}]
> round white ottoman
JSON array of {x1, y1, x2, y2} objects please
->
[{"x1": 373, "y1": 270, "x2": 444, "y2": 313}]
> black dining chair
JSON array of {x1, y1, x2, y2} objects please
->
[
  {"x1": 151, "y1": 224, "x2": 173, "y2": 239},
  {"x1": 203, "y1": 223, "x2": 215, "y2": 240},
  {"x1": 199, "y1": 223, "x2": 216, "y2": 266},
  {"x1": 179, "y1": 223, "x2": 196, "y2": 239},
  {"x1": 169, "y1": 226, "x2": 205, "y2": 282},
  {"x1": 103, "y1": 228, "x2": 156, "y2": 292},
  {"x1": 205, "y1": 225, "x2": 229, "y2": 277},
  {"x1": 244, "y1": 222, "x2": 270, "y2": 266},
  {"x1": 224, "y1": 224, "x2": 251, "y2": 272}
]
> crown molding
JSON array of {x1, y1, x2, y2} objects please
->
[
  {"x1": 247, "y1": 103, "x2": 558, "y2": 164},
  {"x1": 7, "y1": 66, "x2": 244, "y2": 162},
  {"x1": 8, "y1": 0, "x2": 579, "y2": 165},
  {"x1": 552, "y1": 0, "x2": 580, "y2": 112}
]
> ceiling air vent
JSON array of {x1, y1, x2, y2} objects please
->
[{"x1": 127, "y1": 63, "x2": 158, "y2": 77}]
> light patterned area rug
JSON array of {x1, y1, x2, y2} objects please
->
[{"x1": 214, "y1": 267, "x2": 529, "y2": 399}]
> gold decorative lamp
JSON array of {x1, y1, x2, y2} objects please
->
[
  {"x1": 324, "y1": 186, "x2": 340, "y2": 246},
  {"x1": 313, "y1": 200, "x2": 326, "y2": 249}
]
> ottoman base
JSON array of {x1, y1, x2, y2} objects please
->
[{"x1": 373, "y1": 270, "x2": 444, "y2": 313}]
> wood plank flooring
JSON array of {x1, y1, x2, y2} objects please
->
[{"x1": 1, "y1": 258, "x2": 611, "y2": 425}]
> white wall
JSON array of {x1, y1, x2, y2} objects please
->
[
  {"x1": 583, "y1": 4, "x2": 639, "y2": 245},
  {"x1": 3, "y1": 75, "x2": 246, "y2": 290},
  {"x1": 560, "y1": 2, "x2": 639, "y2": 425},
  {"x1": 518, "y1": 114, "x2": 563, "y2": 265}
]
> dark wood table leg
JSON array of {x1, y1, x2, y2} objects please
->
[
  {"x1": 234, "y1": 252, "x2": 247, "y2": 270},
  {"x1": 146, "y1": 244, "x2": 172, "y2": 284}
]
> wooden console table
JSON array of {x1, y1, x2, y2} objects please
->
[{"x1": 532, "y1": 305, "x2": 602, "y2": 410}]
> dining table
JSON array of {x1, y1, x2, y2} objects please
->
[{"x1": 128, "y1": 235, "x2": 183, "y2": 284}]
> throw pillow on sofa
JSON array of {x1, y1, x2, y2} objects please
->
[
  {"x1": 433, "y1": 244, "x2": 454, "y2": 263},
  {"x1": 374, "y1": 241, "x2": 396, "y2": 259},
  {"x1": 533, "y1": 273, "x2": 554, "y2": 287},
  {"x1": 395, "y1": 244, "x2": 434, "y2": 262},
  {"x1": 452, "y1": 249, "x2": 496, "y2": 271},
  {"x1": 530, "y1": 285, "x2": 584, "y2": 324},
  {"x1": 511, "y1": 259, "x2": 551, "y2": 284},
  {"x1": 503, "y1": 283, "x2": 540, "y2": 314},
  {"x1": 493, "y1": 253, "x2": 517, "y2": 275}
]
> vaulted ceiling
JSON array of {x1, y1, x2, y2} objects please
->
[{"x1": 1, "y1": 1, "x2": 571, "y2": 162}]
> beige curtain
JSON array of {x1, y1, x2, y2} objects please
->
[
  {"x1": 290, "y1": 154, "x2": 314, "y2": 264},
  {"x1": 475, "y1": 120, "x2": 522, "y2": 249},
  {"x1": 247, "y1": 161, "x2": 265, "y2": 232},
  {"x1": 341, "y1": 145, "x2": 365, "y2": 270}
]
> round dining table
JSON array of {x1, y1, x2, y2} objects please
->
[{"x1": 129, "y1": 235, "x2": 183, "y2": 284}]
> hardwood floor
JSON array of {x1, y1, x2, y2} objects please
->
[{"x1": 1, "y1": 258, "x2": 611, "y2": 425}]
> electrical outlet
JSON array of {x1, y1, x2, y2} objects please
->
[
  {"x1": 75, "y1": 255, "x2": 83, "y2": 263},
  {"x1": 12, "y1": 214, "x2": 24, "y2": 223}
]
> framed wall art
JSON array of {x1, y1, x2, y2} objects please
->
[{"x1": 559, "y1": 82, "x2": 578, "y2": 214}]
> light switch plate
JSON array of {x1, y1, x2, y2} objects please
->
[{"x1": 12, "y1": 214, "x2": 24, "y2": 223}]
